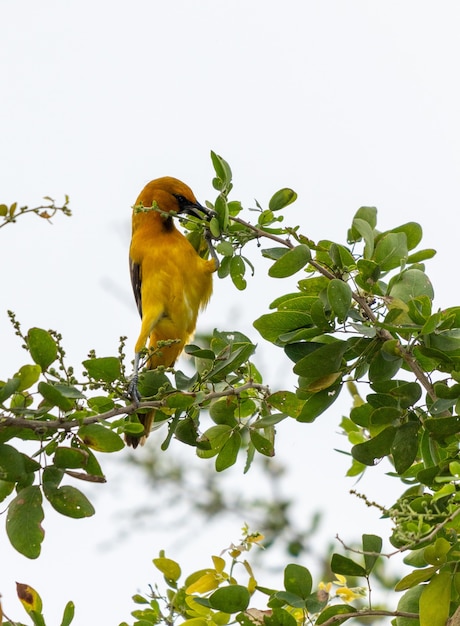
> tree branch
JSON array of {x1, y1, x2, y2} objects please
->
[
  {"x1": 229, "y1": 215, "x2": 437, "y2": 401},
  {"x1": 319, "y1": 609, "x2": 419, "y2": 626},
  {"x1": 0, "y1": 382, "x2": 269, "y2": 433}
]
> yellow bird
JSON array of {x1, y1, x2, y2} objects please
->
[{"x1": 126, "y1": 177, "x2": 217, "y2": 447}]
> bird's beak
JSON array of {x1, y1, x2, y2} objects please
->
[{"x1": 180, "y1": 201, "x2": 217, "y2": 222}]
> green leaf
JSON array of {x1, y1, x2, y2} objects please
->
[
  {"x1": 6, "y1": 486, "x2": 44, "y2": 558},
  {"x1": 38, "y1": 381, "x2": 74, "y2": 411},
  {"x1": 391, "y1": 422, "x2": 420, "y2": 474},
  {"x1": 293, "y1": 341, "x2": 347, "y2": 382},
  {"x1": 0, "y1": 377, "x2": 21, "y2": 403},
  {"x1": 0, "y1": 443, "x2": 27, "y2": 481},
  {"x1": 15, "y1": 365, "x2": 41, "y2": 392},
  {"x1": 210, "y1": 151, "x2": 232, "y2": 190},
  {"x1": 54, "y1": 447, "x2": 89, "y2": 469},
  {"x1": 209, "y1": 397, "x2": 238, "y2": 426},
  {"x1": 329, "y1": 243, "x2": 356, "y2": 269},
  {"x1": 351, "y1": 427, "x2": 396, "y2": 466},
  {"x1": 327, "y1": 279, "x2": 352, "y2": 321},
  {"x1": 389, "y1": 269, "x2": 434, "y2": 303},
  {"x1": 153, "y1": 557, "x2": 181, "y2": 582},
  {"x1": 268, "y1": 391, "x2": 304, "y2": 418},
  {"x1": 268, "y1": 245, "x2": 310, "y2": 278},
  {"x1": 284, "y1": 564, "x2": 312, "y2": 599},
  {"x1": 395, "y1": 586, "x2": 423, "y2": 626},
  {"x1": 362, "y1": 534, "x2": 382, "y2": 574},
  {"x1": 60, "y1": 601, "x2": 75, "y2": 626},
  {"x1": 297, "y1": 275, "x2": 329, "y2": 295},
  {"x1": 419, "y1": 570, "x2": 451, "y2": 626},
  {"x1": 352, "y1": 217, "x2": 375, "y2": 258},
  {"x1": 208, "y1": 585, "x2": 250, "y2": 613},
  {"x1": 78, "y1": 424, "x2": 124, "y2": 452},
  {"x1": 82, "y1": 357, "x2": 121, "y2": 383},
  {"x1": 254, "y1": 311, "x2": 312, "y2": 344},
  {"x1": 296, "y1": 384, "x2": 342, "y2": 422},
  {"x1": 208, "y1": 343, "x2": 256, "y2": 382},
  {"x1": 0, "y1": 479, "x2": 15, "y2": 502},
  {"x1": 269, "y1": 188, "x2": 297, "y2": 211},
  {"x1": 387, "y1": 222, "x2": 423, "y2": 251},
  {"x1": 330, "y1": 554, "x2": 366, "y2": 577},
  {"x1": 273, "y1": 591, "x2": 306, "y2": 608},
  {"x1": 373, "y1": 232, "x2": 408, "y2": 271},
  {"x1": 174, "y1": 417, "x2": 199, "y2": 446},
  {"x1": 423, "y1": 538, "x2": 451, "y2": 566},
  {"x1": 216, "y1": 430, "x2": 241, "y2": 471},
  {"x1": 27, "y1": 328, "x2": 58, "y2": 370},
  {"x1": 249, "y1": 430, "x2": 274, "y2": 457},
  {"x1": 45, "y1": 485, "x2": 95, "y2": 518},
  {"x1": 262, "y1": 608, "x2": 297, "y2": 626},
  {"x1": 406, "y1": 248, "x2": 436, "y2": 263},
  {"x1": 229, "y1": 255, "x2": 247, "y2": 290},
  {"x1": 316, "y1": 604, "x2": 356, "y2": 625}
]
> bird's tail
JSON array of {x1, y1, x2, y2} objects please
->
[{"x1": 125, "y1": 410, "x2": 155, "y2": 448}]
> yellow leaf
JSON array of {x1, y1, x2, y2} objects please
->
[
  {"x1": 420, "y1": 570, "x2": 451, "y2": 626},
  {"x1": 16, "y1": 582, "x2": 43, "y2": 614},
  {"x1": 212, "y1": 555, "x2": 226, "y2": 573},
  {"x1": 186, "y1": 572, "x2": 219, "y2": 594}
]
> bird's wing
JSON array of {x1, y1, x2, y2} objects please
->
[{"x1": 129, "y1": 256, "x2": 143, "y2": 318}]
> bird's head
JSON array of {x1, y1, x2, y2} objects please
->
[{"x1": 134, "y1": 177, "x2": 216, "y2": 222}]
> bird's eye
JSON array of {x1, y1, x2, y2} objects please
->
[{"x1": 173, "y1": 194, "x2": 187, "y2": 204}]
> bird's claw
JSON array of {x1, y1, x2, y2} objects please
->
[{"x1": 127, "y1": 376, "x2": 141, "y2": 405}]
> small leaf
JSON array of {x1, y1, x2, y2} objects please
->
[
  {"x1": 0, "y1": 377, "x2": 21, "y2": 403},
  {"x1": 27, "y1": 328, "x2": 58, "y2": 370},
  {"x1": 16, "y1": 364, "x2": 41, "y2": 391},
  {"x1": 352, "y1": 427, "x2": 396, "y2": 466},
  {"x1": 249, "y1": 430, "x2": 274, "y2": 457},
  {"x1": 254, "y1": 311, "x2": 312, "y2": 344},
  {"x1": 6, "y1": 486, "x2": 44, "y2": 558},
  {"x1": 54, "y1": 447, "x2": 89, "y2": 470},
  {"x1": 0, "y1": 443, "x2": 26, "y2": 481},
  {"x1": 268, "y1": 391, "x2": 304, "y2": 418},
  {"x1": 268, "y1": 245, "x2": 310, "y2": 278},
  {"x1": 82, "y1": 357, "x2": 121, "y2": 383},
  {"x1": 38, "y1": 381, "x2": 74, "y2": 411},
  {"x1": 373, "y1": 232, "x2": 408, "y2": 271},
  {"x1": 316, "y1": 604, "x2": 356, "y2": 625},
  {"x1": 395, "y1": 586, "x2": 423, "y2": 626},
  {"x1": 327, "y1": 279, "x2": 352, "y2": 321},
  {"x1": 284, "y1": 564, "x2": 312, "y2": 599},
  {"x1": 394, "y1": 566, "x2": 438, "y2": 591},
  {"x1": 78, "y1": 424, "x2": 124, "y2": 452},
  {"x1": 45, "y1": 485, "x2": 95, "y2": 518},
  {"x1": 362, "y1": 534, "x2": 382, "y2": 574},
  {"x1": 208, "y1": 585, "x2": 250, "y2": 613},
  {"x1": 391, "y1": 422, "x2": 419, "y2": 474},
  {"x1": 331, "y1": 554, "x2": 366, "y2": 577},
  {"x1": 60, "y1": 601, "x2": 75, "y2": 626},
  {"x1": 16, "y1": 582, "x2": 43, "y2": 614},
  {"x1": 216, "y1": 430, "x2": 241, "y2": 471},
  {"x1": 153, "y1": 557, "x2": 181, "y2": 582},
  {"x1": 269, "y1": 188, "x2": 297, "y2": 211}
]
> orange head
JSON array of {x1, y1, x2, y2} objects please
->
[{"x1": 133, "y1": 177, "x2": 215, "y2": 225}]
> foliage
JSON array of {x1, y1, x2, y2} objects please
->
[{"x1": 2, "y1": 154, "x2": 460, "y2": 624}]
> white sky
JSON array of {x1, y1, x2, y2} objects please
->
[{"x1": 1, "y1": 1, "x2": 460, "y2": 624}]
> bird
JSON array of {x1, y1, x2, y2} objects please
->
[{"x1": 126, "y1": 176, "x2": 218, "y2": 448}]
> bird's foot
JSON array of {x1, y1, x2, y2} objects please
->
[{"x1": 127, "y1": 375, "x2": 141, "y2": 405}]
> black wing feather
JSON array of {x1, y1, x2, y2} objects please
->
[{"x1": 129, "y1": 256, "x2": 142, "y2": 318}]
